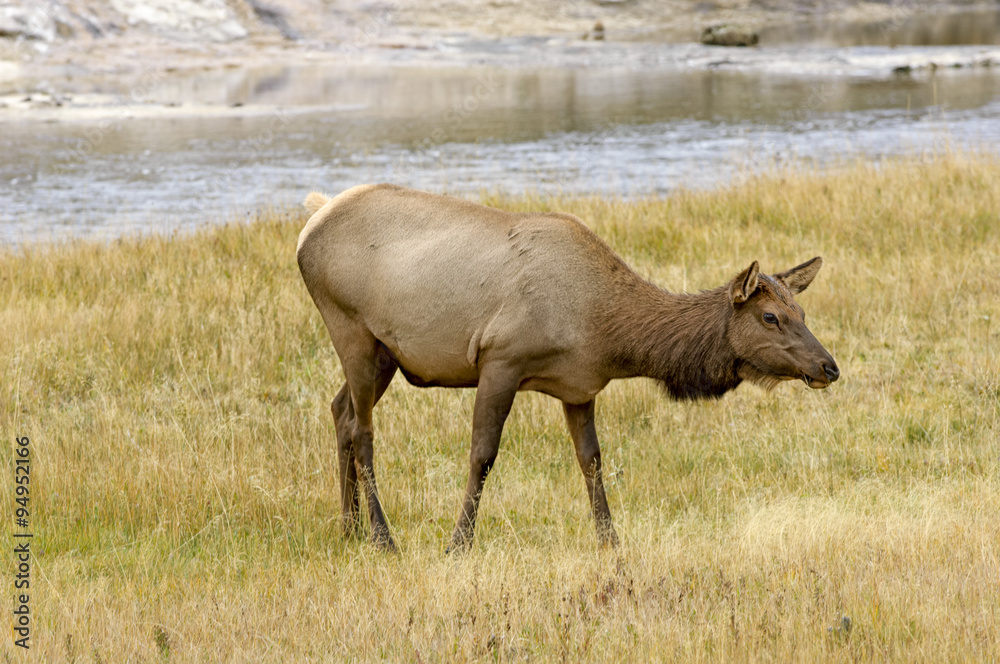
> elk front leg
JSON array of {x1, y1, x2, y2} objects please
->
[
  {"x1": 563, "y1": 400, "x2": 619, "y2": 548},
  {"x1": 447, "y1": 364, "x2": 519, "y2": 554}
]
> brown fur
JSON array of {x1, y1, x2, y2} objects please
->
[
  {"x1": 600, "y1": 284, "x2": 743, "y2": 400},
  {"x1": 296, "y1": 185, "x2": 839, "y2": 552}
]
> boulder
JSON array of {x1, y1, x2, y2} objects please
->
[
  {"x1": 109, "y1": 0, "x2": 247, "y2": 42},
  {"x1": 0, "y1": 5, "x2": 58, "y2": 41},
  {"x1": 701, "y1": 24, "x2": 759, "y2": 47}
]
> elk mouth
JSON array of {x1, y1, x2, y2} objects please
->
[{"x1": 801, "y1": 373, "x2": 830, "y2": 389}]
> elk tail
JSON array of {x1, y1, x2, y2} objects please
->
[{"x1": 304, "y1": 191, "x2": 331, "y2": 216}]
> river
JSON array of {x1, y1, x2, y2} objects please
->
[{"x1": 1, "y1": 9, "x2": 999, "y2": 243}]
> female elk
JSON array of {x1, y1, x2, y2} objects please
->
[{"x1": 296, "y1": 185, "x2": 839, "y2": 552}]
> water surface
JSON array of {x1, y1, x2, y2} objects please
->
[{"x1": 2, "y1": 10, "x2": 1000, "y2": 242}]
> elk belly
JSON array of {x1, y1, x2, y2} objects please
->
[{"x1": 371, "y1": 319, "x2": 484, "y2": 389}]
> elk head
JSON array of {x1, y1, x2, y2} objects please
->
[{"x1": 727, "y1": 257, "x2": 839, "y2": 390}]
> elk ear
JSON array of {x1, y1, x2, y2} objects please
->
[
  {"x1": 775, "y1": 256, "x2": 823, "y2": 294},
  {"x1": 730, "y1": 261, "x2": 760, "y2": 304}
]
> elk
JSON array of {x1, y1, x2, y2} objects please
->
[{"x1": 296, "y1": 184, "x2": 839, "y2": 552}]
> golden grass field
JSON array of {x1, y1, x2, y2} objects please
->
[{"x1": 2, "y1": 153, "x2": 998, "y2": 662}]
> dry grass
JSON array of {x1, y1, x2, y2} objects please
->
[{"x1": 2, "y1": 152, "x2": 998, "y2": 662}]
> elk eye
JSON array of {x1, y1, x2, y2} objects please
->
[{"x1": 763, "y1": 312, "x2": 779, "y2": 325}]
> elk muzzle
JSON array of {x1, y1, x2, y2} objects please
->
[{"x1": 801, "y1": 351, "x2": 839, "y2": 389}]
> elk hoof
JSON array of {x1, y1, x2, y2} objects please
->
[
  {"x1": 372, "y1": 535, "x2": 399, "y2": 554},
  {"x1": 342, "y1": 516, "x2": 363, "y2": 540},
  {"x1": 595, "y1": 518, "x2": 620, "y2": 548},
  {"x1": 598, "y1": 525, "x2": 620, "y2": 549},
  {"x1": 446, "y1": 532, "x2": 474, "y2": 555},
  {"x1": 371, "y1": 525, "x2": 398, "y2": 553}
]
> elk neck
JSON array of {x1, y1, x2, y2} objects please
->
[{"x1": 599, "y1": 279, "x2": 742, "y2": 400}]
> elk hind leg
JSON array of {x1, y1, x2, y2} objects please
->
[
  {"x1": 332, "y1": 345, "x2": 397, "y2": 540},
  {"x1": 326, "y1": 310, "x2": 398, "y2": 548},
  {"x1": 347, "y1": 343, "x2": 398, "y2": 550},
  {"x1": 332, "y1": 384, "x2": 361, "y2": 538}
]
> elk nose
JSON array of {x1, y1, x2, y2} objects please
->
[{"x1": 823, "y1": 362, "x2": 840, "y2": 382}]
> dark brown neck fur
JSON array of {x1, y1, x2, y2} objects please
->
[{"x1": 600, "y1": 280, "x2": 742, "y2": 400}]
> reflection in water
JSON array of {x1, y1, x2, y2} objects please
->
[
  {"x1": 1, "y1": 62, "x2": 1000, "y2": 242},
  {"x1": 760, "y1": 10, "x2": 1000, "y2": 48}
]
